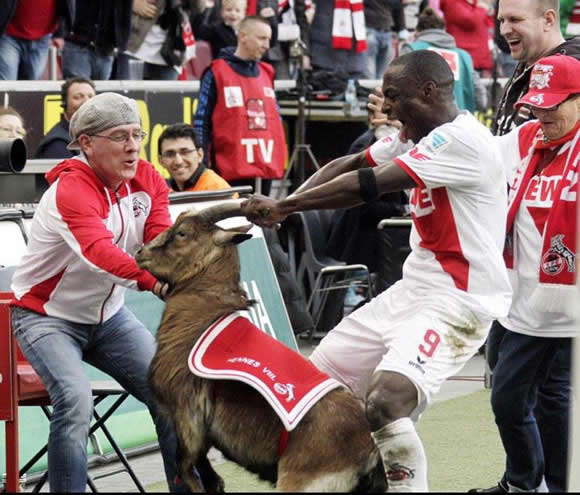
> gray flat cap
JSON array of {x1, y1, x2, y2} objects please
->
[{"x1": 67, "y1": 92, "x2": 141, "y2": 150}]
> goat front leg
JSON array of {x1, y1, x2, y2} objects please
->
[
  {"x1": 174, "y1": 414, "x2": 210, "y2": 492},
  {"x1": 175, "y1": 434, "x2": 205, "y2": 492}
]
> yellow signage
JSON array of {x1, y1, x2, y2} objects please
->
[{"x1": 41, "y1": 94, "x2": 200, "y2": 179}]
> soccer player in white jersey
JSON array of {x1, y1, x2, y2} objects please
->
[{"x1": 241, "y1": 49, "x2": 513, "y2": 492}]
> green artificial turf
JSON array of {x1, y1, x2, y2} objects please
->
[
  {"x1": 145, "y1": 389, "x2": 505, "y2": 493},
  {"x1": 417, "y1": 389, "x2": 505, "y2": 492}
]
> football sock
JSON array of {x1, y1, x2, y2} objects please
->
[{"x1": 372, "y1": 417, "x2": 428, "y2": 492}]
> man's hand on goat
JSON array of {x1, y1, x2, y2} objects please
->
[
  {"x1": 152, "y1": 280, "x2": 169, "y2": 301},
  {"x1": 241, "y1": 195, "x2": 286, "y2": 228}
]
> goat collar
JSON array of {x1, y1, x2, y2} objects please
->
[{"x1": 278, "y1": 429, "x2": 290, "y2": 457}]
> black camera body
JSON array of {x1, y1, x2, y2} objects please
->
[{"x1": 0, "y1": 138, "x2": 26, "y2": 173}]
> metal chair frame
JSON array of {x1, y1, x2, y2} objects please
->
[{"x1": 283, "y1": 210, "x2": 373, "y2": 342}]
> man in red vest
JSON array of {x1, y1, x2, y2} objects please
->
[{"x1": 194, "y1": 15, "x2": 287, "y2": 196}]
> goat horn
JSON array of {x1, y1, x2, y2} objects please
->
[{"x1": 196, "y1": 201, "x2": 243, "y2": 223}]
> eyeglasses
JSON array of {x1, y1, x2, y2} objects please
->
[
  {"x1": 90, "y1": 130, "x2": 147, "y2": 144},
  {"x1": 160, "y1": 148, "x2": 197, "y2": 160},
  {"x1": 0, "y1": 126, "x2": 26, "y2": 138}
]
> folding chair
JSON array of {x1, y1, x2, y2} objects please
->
[
  {"x1": 283, "y1": 210, "x2": 373, "y2": 342},
  {"x1": 0, "y1": 290, "x2": 146, "y2": 493},
  {"x1": 376, "y1": 217, "x2": 412, "y2": 293}
]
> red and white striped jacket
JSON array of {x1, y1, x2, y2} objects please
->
[{"x1": 11, "y1": 155, "x2": 171, "y2": 324}]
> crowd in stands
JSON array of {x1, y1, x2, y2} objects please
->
[
  {"x1": 2, "y1": 0, "x2": 579, "y2": 190},
  {"x1": 1, "y1": 0, "x2": 580, "y2": 493},
  {"x1": 2, "y1": 0, "x2": 579, "y2": 203},
  {"x1": 3, "y1": 0, "x2": 577, "y2": 85}
]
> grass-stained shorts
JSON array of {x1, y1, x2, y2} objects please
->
[{"x1": 309, "y1": 280, "x2": 491, "y2": 420}]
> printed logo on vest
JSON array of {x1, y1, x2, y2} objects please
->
[
  {"x1": 224, "y1": 86, "x2": 244, "y2": 108},
  {"x1": 247, "y1": 99, "x2": 267, "y2": 130},
  {"x1": 428, "y1": 47, "x2": 460, "y2": 80}
]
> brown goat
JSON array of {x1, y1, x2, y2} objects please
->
[{"x1": 135, "y1": 202, "x2": 387, "y2": 492}]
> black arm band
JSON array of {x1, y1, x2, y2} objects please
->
[{"x1": 358, "y1": 167, "x2": 379, "y2": 203}]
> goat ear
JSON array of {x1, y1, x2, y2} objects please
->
[{"x1": 213, "y1": 230, "x2": 253, "y2": 246}]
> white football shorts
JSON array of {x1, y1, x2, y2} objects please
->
[{"x1": 309, "y1": 280, "x2": 491, "y2": 420}]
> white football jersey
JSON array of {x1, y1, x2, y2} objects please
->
[{"x1": 366, "y1": 112, "x2": 512, "y2": 320}]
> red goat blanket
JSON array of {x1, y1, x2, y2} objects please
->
[{"x1": 188, "y1": 312, "x2": 343, "y2": 431}]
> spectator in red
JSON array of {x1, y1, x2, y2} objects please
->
[
  {"x1": 439, "y1": 0, "x2": 494, "y2": 76},
  {"x1": 0, "y1": 0, "x2": 73, "y2": 80}
]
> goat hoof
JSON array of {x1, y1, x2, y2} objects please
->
[{"x1": 205, "y1": 475, "x2": 226, "y2": 493}]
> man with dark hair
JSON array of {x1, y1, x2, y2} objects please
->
[
  {"x1": 35, "y1": 77, "x2": 96, "y2": 159},
  {"x1": 241, "y1": 49, "x2": 513, "y2": 492},
  {"x1": 158, "y1": 123, "x2": 233, "y2": 192},
  {"x1": 194, "y1": 15, "x2": 287, "y2": 196}
]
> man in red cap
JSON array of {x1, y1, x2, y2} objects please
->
[
  {"x1": 481, "y1": 53, "x2": 579, "y2": 493},
  {"x1": 471, "y1": 0, "x2": 580, "y2": 489}
]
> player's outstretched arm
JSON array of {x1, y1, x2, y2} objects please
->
[
  {"x1": 242, "y1": 161, "x2": 415, "y2": 227},
  {"x1": 291, "y1": 150, "x2": 368, "y2": 196}
]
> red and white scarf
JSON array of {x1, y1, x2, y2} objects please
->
[
  {"x1": 182, "y1": 13, "x2": 196, "y2": 62},
  {"x1": 332, "y1": 0, "x2": 367, "y2": 52},
  {"x1": 567, "y1": 0, "x2": 580, "y2": 35},
  {"x1": 504, "y1": 122, "x2": 579, "y2": 316}
]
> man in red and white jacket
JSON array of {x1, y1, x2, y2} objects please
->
[{"x1": 10, "y1": 92, "x2": 194, "y2": 492}]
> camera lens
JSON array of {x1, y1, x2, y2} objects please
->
[{"x1": 0, "y1": 138, "x2": 26, "y2": 173}]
